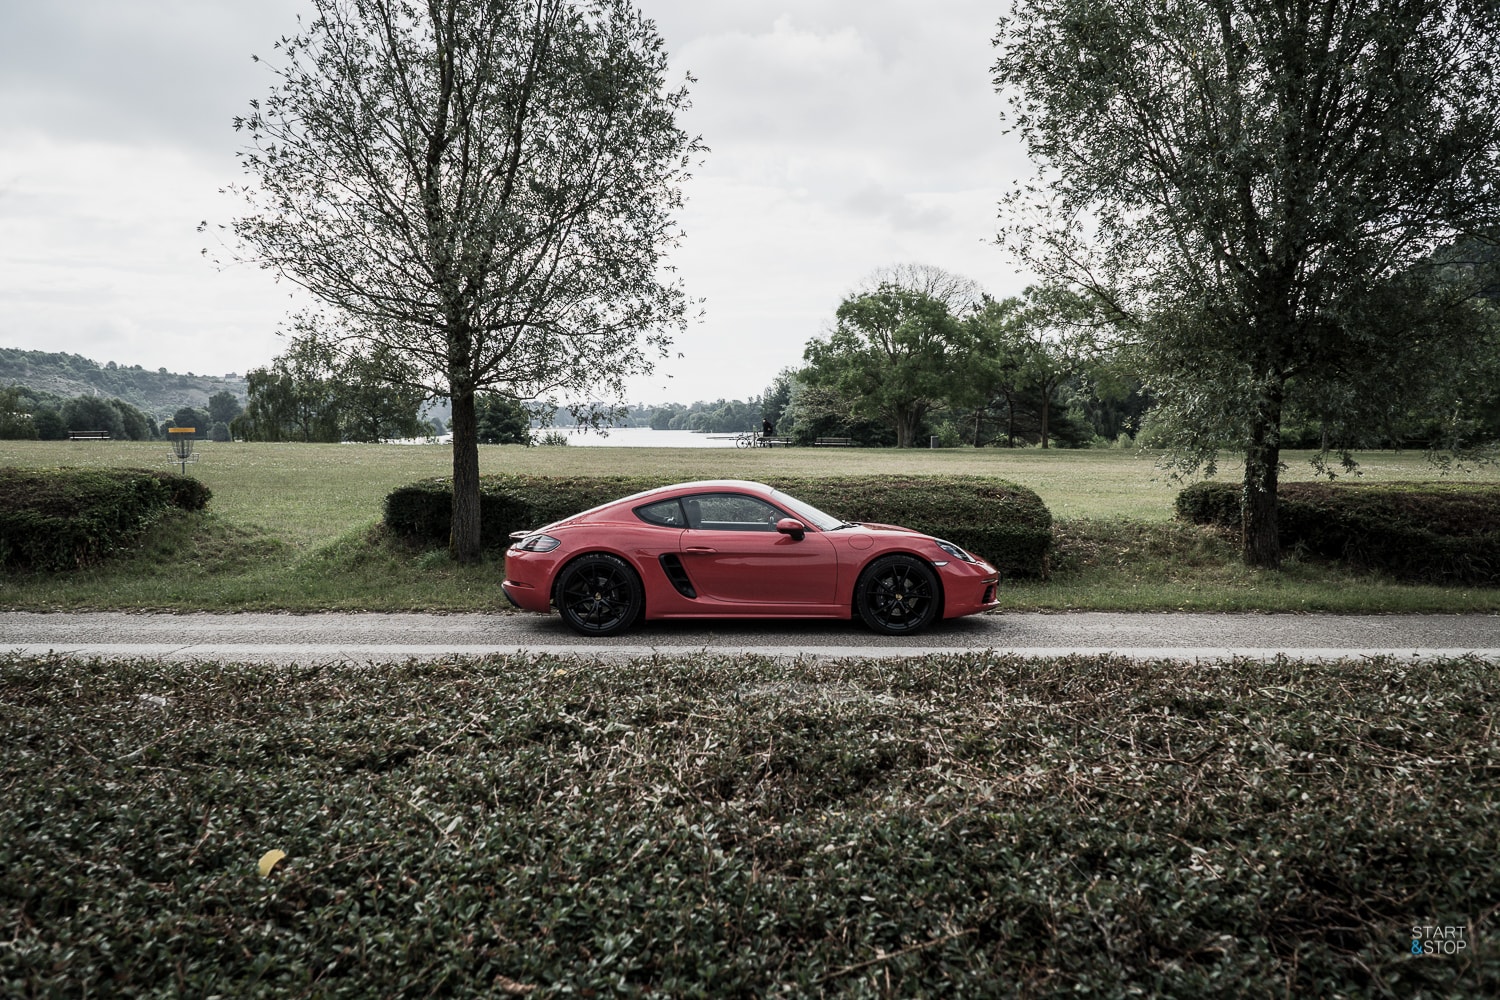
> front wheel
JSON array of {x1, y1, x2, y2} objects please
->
[
  {"x1": 555, "y1": 553, "x2": 643, "y2": 637},
  {"x1": 735, "y1": 434, "x2": 752, "y2": 449},
  {"x1": 855, "y1": 555, "x2": 941, "y2": 635}
]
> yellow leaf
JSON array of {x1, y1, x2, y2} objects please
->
[{"x1": 258, "y1": 849, "x2": 288, "y2": 877}]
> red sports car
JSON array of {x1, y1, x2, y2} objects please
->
[{"x1": 501, "y1": 479, "x2": 1000, "y2": 636}]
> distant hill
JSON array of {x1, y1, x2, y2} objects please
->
[{"x1": 0, "y1": 348, "x2": 248, "y2": 419}]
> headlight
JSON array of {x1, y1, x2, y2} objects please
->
[
  {"x1": 514, "y1": 533, "x2": 561, "y2": 552},
  {"x1": 934, "y1": 539, "x2": 976, "y2": 563}
]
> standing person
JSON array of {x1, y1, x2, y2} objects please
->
[{"x1": 762, "y1": 417, "x2": 775, "y2": 445}]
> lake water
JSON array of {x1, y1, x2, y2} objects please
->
[
  {"x1": 548, "y1": 427, "x2": 742, "y2": 448},
  {"x1": 389, "y1": 427, "x2": 746, "y2": 447}
]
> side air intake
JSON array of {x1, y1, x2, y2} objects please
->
[{"x1": 659, "y1": 553, "x2": 697, "y2": 599}]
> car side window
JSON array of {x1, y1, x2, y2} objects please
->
[
  {"x1": 684, "y1": 493, "x2": 785, "y2": 531},
  {"x1": 634, "y1": 498, "x2": 686, "y2": 527}
]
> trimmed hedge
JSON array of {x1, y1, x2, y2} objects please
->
[
  {"x1": 1176, "y1": 480, "x2": 1500, "y2": 584},
  {"x1": 0, "y1": 467, "x2": 212, "y2": 571},
  {"x1": 4, "y1": 652, "x2": 1497, "y2": 996},
  {"x1": 386, "y1": 474, "x2": 1053, "y2": 577}
]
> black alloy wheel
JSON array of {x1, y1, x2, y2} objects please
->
[
  {"x1": 555, "y1": 553, "x2": 644, "y2": 637},
  {"x1": 855, "y1": 555, "x2": 941, "y2": 635}
]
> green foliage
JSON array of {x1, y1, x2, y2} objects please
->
[
  {"x1": 804, "y1": 278, "x2": 970, "y2": 448},
  {"x1": 475, "y1": 394, "x2": 532, "y2": 445},
  {"x1": 997, "y1": 0, "x2": 1500, "y2": 564},
  {"x1": 647, "y1": 398, "x2": 761, "y2": 433},
  {"x1": 0, "y1": 468, "x2": 211, "y2": 571},
  {"x1": 0, "y1": 386, "x2": 38, "y2": 440},
  {"x1": 1176, "y1": 481, "x2": 1500, "y2": 583},
  {"x1": 207, "y1": 390, "x2": 244, "y2": 427},
  {"x1": 235, "y1": 332, "x2": 426, "y2": 443},
  {"x1": 52, "y1": 395, "x2": 157, "y2": 441},
  {"x1": 385, "y1": 474, "x2": 1053, "y2": 576},
  {"x1": 3, "y1": 652, "x2": 1495, "y2": 996}
]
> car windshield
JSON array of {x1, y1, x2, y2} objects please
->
[{"x1": 770, "y1": 489, "x2": 848, "y2": 531}]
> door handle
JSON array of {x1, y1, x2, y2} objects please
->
[{"x1": 684, "y1": 546, "x2": 717, "y2": 554}]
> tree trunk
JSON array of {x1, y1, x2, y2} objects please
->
[
  {"x1": 1039, "y1": 393, "x2": 1051, "y2": 449},
  {"x1": 449, "y1": 385, "x2": 482, "y2": 564},
  {"x1": 1241, "y1": 399, "x2": 1283, "y2": 569}
]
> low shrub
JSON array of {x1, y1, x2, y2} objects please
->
[
  {"x1": 385, "y1": 473, "x2": 1053, "y2": 576},
  {"x1": 2, "y1": 652, "x2": 1495, "y2": 996},
  {"x1": 1175, "y1": 480, "x2": 1500, "y2": 583},
  {"x1": 0, "y1": 467, "x2": 211, "y2": 571}
]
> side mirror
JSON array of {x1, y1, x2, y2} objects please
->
[{"x1": 776, "y1": 517, "x2": 806, "y2": 540}]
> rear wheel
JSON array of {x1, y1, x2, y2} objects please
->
[
  {"x1": 855, "y1": 555, "x2": 941, "y2": 635},
  {"x1": 555, "y1": 553, "x2": 643, "y2": 637}
]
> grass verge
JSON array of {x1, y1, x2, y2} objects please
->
[
  {"x1": 1005, "y1": 519, "x2": 1500, "y2": 613},
  {"x1": 2, "y1": 441, "x2": 1498, "y2": 612},
  {"x1": 2, "y1": 652, "x2": 1495, "y2": 996}
]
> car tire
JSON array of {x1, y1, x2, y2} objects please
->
[
  {"x1": 555, "y1": 553, "x2": 644, "y2": 637},
  {"x1": 854, "y1": 554, "x2": 941, "y2": 635}
]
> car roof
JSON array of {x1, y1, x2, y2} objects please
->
[
  {"x1": 614, "y1": 479, "x2": 775, "y2": 505},
  {"x1": 551, "y1": 480, "x2": 777, "y2": 527}
]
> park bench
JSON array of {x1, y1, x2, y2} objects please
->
[
  {"x1": 760, "y1": 436, "x2": 792, "y2": 447},
  {"x1": 68, "y1": 430, "x2": 110, "y2": 441},
  {"x1": 813, "y1": 436, "x2": 854, "y2": 447}
]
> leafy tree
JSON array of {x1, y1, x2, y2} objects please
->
[
  {"x1": 229, "y1": 0, "x2": 698, "y2": 561},
  {"x1": 778, "y1": 377, "x2": 895, "y2": 447},
  {"x1": 236, "y1": 333, "x2": 425, "y2": 442},
  {"x1": 760, "y1": 368, "x2": 797, "y2": 432},
  {"x1": 208, "y1": 391, "x2": 244, "y2": 428},
  {"x1": 958, "y1": 297, "x2": 1030, "y2": 447},
  {"x1": 648, "y1": 404, "x2": 685, "y2": 430},
  {"x1": 995, "y1": 0, "x2": 1500, "y2": 566},
  {"x1": 475, "y1": 394, "x2": 533, "y2": 445},
  {"x1": 1012, "y1": 286, "x2": 1110, "y2": 449},
  {"x1": 170, "y1": 407, "x2": 212, "y2": 439},
  {"x1": 62, "y1": 397, "x2": 124, "y2": 439},
  {"x1": 109, "y1": 399, "x2": 153, "y2": 441},
  {"x1": 0, "y1": 387, "x2": 38, "y2": 440},
  {"x1": 803, "y1": 273, "x2": 974, "y2": 447},
  {"x1": 32, "y1": 408, "x2": 66, "y2": 441},
  {"x1": 335, "y1": 344, "x2": 429, "y2": 443}
]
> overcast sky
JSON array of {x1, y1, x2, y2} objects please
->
[{"x1": 0, "y1": 0, "x2": 1031, "y2": 405}]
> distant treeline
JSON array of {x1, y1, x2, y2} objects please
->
[{"x1": 0, "y1": 384, "x2": 246, "y2": 441}]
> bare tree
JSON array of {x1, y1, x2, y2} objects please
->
[
  {"x1": 227, "y1": 0, "x2": 700, "y2": 560},
  {"x1": 858, "y1": 263, "x2": 984, "y2": 317}
]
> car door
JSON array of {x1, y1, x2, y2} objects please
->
[{"x1": 678, "y1": 492, "x2": 838, "y2": 606}]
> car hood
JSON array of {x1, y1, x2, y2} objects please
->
[{"x1": 847, "y1": 521, "x2": 922, "y2": 535}]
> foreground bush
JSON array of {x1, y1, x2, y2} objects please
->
[
  {"x1": 1176, "y1": 481, "x2": 1500, "y2": 584},
  {"x1": 0, "y1": 467, "x2": 211, "y2": 571},
  {"x1": 1, "y1": 652, "x2": 1494, "y2": 996},
  {"x1": 386, "y1": 473, "x2": 1052, "y2": 576}
]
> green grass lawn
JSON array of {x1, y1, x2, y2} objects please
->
[
  {"x1": 1, "y1": 440, "x2": 1497, "y2": 612},
  {"x1": 4, "y1": 651, "x2": 1495, "y2": 996}
]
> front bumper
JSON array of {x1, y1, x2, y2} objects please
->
[{"x1": 937, "y1": 559, "x2": 1002, "y2": 618}]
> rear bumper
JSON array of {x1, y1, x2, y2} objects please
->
[{"x1": 500, "y1": 578, "x2": 549, "y2": 614}]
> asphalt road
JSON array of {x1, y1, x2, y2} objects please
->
[{"x1": 2, "y1": 610, "x2": 1498, "y2": 663}]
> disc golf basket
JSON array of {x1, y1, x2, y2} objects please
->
[{"x1": 168, "y1": 427, "x2": 199, "y2": 474}]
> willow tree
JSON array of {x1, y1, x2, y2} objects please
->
[
  {"x1": 230, "y1": 0, "x2": 698, "y2": 560},
  {"x1": 995, "y1": 0, "x2": 1500, "y2": 567}
]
